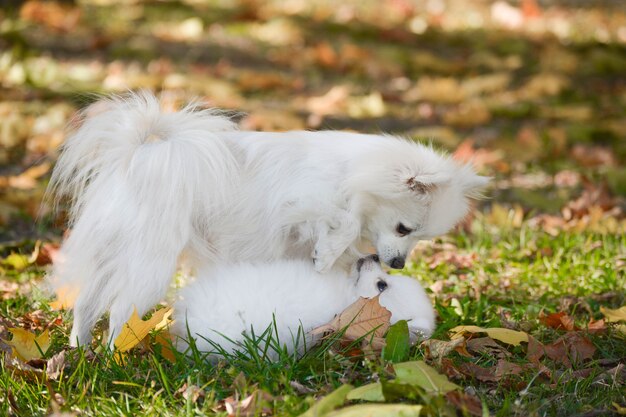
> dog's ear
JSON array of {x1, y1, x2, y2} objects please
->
[
  {"x1": 462, "y1": 174, "x2": 490, "y2": 198},
  {"x1": 405, "y1": 173, "x2": 451, "y2": 195},
  {"x1": 406, "y1": 177, "x2": 436, "y2": 194}
]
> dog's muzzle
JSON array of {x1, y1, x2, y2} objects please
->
[{"x1": 389, "y1": 256, "x2": 405, "y2": 269}]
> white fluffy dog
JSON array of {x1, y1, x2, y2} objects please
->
[
  {"x1": 172, "y1": 255, "x2": 434, "y2": 360},
  {"x1": 49, "y1": 92, "x2": 487, "y2": 346}
]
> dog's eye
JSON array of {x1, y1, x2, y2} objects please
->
[
  {"x1": 376, "y1": 280, "x2": 388, "y2": 292},
  {"x1": 396, "y1": 223, "x2": 413, "y2": 236}
]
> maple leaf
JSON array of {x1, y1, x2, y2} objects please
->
[
  {"x1": 449, "y1": 325, "x2": 528, "y2": 346},
  {"x1": 311, "y1": 296, "x2": 391, "y2": 347},
  {"x1": 49, "y1": 286, "x2": 79, "y2": 311},
  {"x1": 114, "y1": 307, "x2": 173, "y2": 353},
  {"x1": 6, "y1": 328, "x2": 50, "y2": 361}
]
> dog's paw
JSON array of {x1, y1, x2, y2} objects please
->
[{"x1": 313, "y1": 249, "x2": 334, "y2": 273}]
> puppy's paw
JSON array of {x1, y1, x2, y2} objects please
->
[{"x1": 313, "y1": 249, "x2": 334, "y2": 273}]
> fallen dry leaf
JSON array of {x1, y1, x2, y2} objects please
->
[
  {"x1": 459, "y1": 359, "x2": 526, "y2": 383},
  {"x1": 445, "y1": 391, "x2": 483, "y2": 417},
  {"x1": 114, "y1": 307, "x2": 173, "y2": 353},
  {"x1": 449, "y1": 325, "x2": 528, "y2": 346},
  {"x1": 600, "y1": 306, "x2": 626, "y2": 323},
  {"x1": 154, "y1": 331, "x2": 176, "y2": 363},
  {"x1": 46, "y1": 350, "x2": 67, "y2": 380},
  {"x1": 539, "y1": 311, "x2": 577, "y2": 331},
  {"x1": 466, "y1": 337, "x2": 511, "y2": 359},
  {"x1": 526, "y1": 335, "x2": 545, "y2": 363},
  {"x1": 311, "y1": 296, "x2": 391, "y2": 349},
  {"x1": 6, "y1": 328, "x2": 50, "y2": 361},
  {"x1": 176, "y1": 383, "x2": 205, "y2": 404},
  {"x1": 3, "y1": 352, "x2": 45, "y2": 381},
  {"x1": 587, "y1": 318, "x2": 606, "y2": 333},
  {"x1": 222, "y1": 390, "x2": 274, "y2": 417},
  {"x1": 544, "y1": 332, "x2": 596, "y2": 367},
  {"x1": 422, "y1": 337, "x2": 468, "y2": 363},
  {"x1": 49, "y1": 286, "x2": 79, "y2": 311}
]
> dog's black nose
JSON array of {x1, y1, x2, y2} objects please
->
[{"x1": 390, "y1": 257, "x2": 405, "y2": 269}]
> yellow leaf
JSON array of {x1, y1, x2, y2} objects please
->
[
  {"x1": 600, "y1": 306, "x2": 626, "y2": 323},
  {"x1": 6, "y1": 328, "x2": 51, "y2": 361},
  {"x1": 114, "y1": 307, "x2": 173, "y2": 353},
  {"x1": 49, "y1": 285, "x2": 79, "y2": 310},
  {"x1": 449, "y1": 325, "x2": 528, "y2": 346},
  {"x1": 155, "y1": 331, "x2": 176, "y2": 363}
]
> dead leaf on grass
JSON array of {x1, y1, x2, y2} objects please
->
[
  {"x1": 449, "y1": 325, "x2": 528, "y2": 346},
  {"x1": 311, "y1": 296, "x2": 391, "y2": 351},
  {"x1": 114, "y1": 307, "x2": 173, "y2": 353},
  {"x1": 445, "y1": 390, "x2": 484, "y2": 417},
  {"x1": 46, "y1": 350, "x2": 67, "y2": 380},
  {"x1": 544, "y1": 332, "x2": 596, "y2": 367},
  {"x1": 49, "y1": 286, "x2": 79, "y2": 311},
  {"x1": 176, "y1": 383, "x2": 205, "y2": 404},
  {"x1": 422, "y1": 337, "x2": 468, "y2": 363},
  {"x1": 3, "y1": 352, "x2": 45, "y2": 381},
  {"x1": 600, "y1": 306, "x2": 626, "y2": 323},
  {"x1": 6, "y1": 328, "x2": 50, "y2": 361},
  {"x1": 539, "y1": 311, "x2": 577, "y2": 331},
  {"x1": 466, "y1": 337, "x2": 511, "y2": 359},
  {"x1": 459, "y1": 359, "x2": 526, "y2": 383}
]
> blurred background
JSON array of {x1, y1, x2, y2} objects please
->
[{"x1": 0, "y1": 0, "x2": 625, "y2": 243}]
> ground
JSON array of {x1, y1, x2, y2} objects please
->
[{"x1": 0, "y1": 1, "x2": 625, "y2": 416}]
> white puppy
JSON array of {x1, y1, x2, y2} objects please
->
[
  {"x1": 48, "y1": 92, "x2": 487, "y2": 346},
  {"x1": 171, "y1": 255, "x2": 434, "y2": 360}
]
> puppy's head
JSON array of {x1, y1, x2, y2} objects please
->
[
  {"x1": 350, "y1": 138, "x2": 488, "y2": 269},
  {"x1": 354, "y1": 255, "x2": 435, "y2": 339}
]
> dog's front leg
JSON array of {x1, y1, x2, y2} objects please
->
[{"x1": 313, "y1": 211, "x2": 360, "y2": 273}]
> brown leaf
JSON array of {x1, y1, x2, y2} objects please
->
[
  {"x1": 526, "y1": 335, "x2": 545, "y2": 363},
  {"x1": 544, "y1": 332, "x2": 596, "y2": 367},
  {"x1": 459, "y1": 359, "x2": 526, "y2": 383},
  {"x1": 219, "y1": 390, "x2": 274, "y2": 417},
  {"x1": 46, "y1": 350, "x2": 67, "y2": 380},
  {"x1": 422, "y1": 337, "x2": 467, "y2": 362},
  {"x1": 440, "y1": 358, "x2": 465, "y2": 380},
  {"x1": 587, "y1": 318, "x2": 606, "y2": 334},
  {"x1": 176, "y1": 383, "x2": 204, "y2": 404},
  {"x1": 539, "y1": 311, "x2": 577, "y2": 331},
  {"x1": 445, "y1": 391, "x2": 483, "y2": 417},
  {"x1": 311, "y1": 296, "x2": 391, "y2": 346},
  {"x1": 458, "y1": 362, "x2": 498, "y2": 382},
  {"x1": 466, "y1": 337, "x2": 511, "y2": 359},
  {"x1": 3, "y1": 352, "x2": 45, "y2": 382}
]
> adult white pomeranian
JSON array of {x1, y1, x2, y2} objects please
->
[
  {"x1": 48, "y1": 92, "x2": 487, "y2": 346},
  {"x1": 171, "y1": 255, "x2": 434, "y2": 360}
]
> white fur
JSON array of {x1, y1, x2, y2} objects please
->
[
  {"x1": 171, "y1": 257, "x2": 435, "y2": 360},
  {"x1": 48, "y1": 92, "x2": 487, "y2": 346}
]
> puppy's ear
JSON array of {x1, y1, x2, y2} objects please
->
[
  {"x1": 462, "y1": 174, "x2": 490, "y2": 198},
  {"x1": 406, "y1": 177, "x2": 436, "y2": 194},
  {"x1": 405, "y1": 173, "x2": 451, "y2": 195}
]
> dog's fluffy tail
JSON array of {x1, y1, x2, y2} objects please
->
[{"x1": 48, "y1": 92, "x2": 239, "y2": 346}]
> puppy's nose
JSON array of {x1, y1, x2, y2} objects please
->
[{"x1": 390, "y1": 256, "x2": 405, "y2": 269}]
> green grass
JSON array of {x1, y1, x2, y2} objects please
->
[{"x1": 1, "y1": 218, "x2": 624, "y2": 417}]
